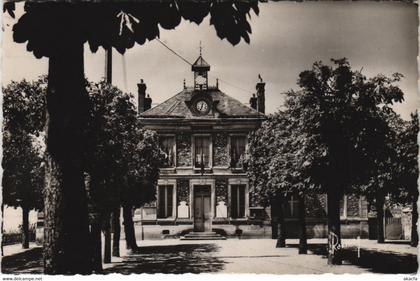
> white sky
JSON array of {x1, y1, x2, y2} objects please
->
[{"x1": 2, "y1": 1, "x2": 419, "y2": 119}]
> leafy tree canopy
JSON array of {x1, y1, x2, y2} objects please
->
[
  {"x1": 248, "y1": 58, "x2": 405, "y2": 205},
  {"x1": 2, "y1": 78, "x2": 47, "y2": 210},
  {"x1": 85, "y1": 81, "x2": 164, "y2": 213},
  {"x1": 6, "y1": 1, "x2": 260, "y2": 58},
  {"x1": 390, "y1": 112, "x2": 419, "y2": 204}
]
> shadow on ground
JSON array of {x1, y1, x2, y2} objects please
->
[
  {"x1": 104, "y1": 243, "x2": 226, "y2": 274},
  {"x1": 288, "y1": 243, "x2": 418, "y2": 274},
  {"x1": 2, "y1": 247, "x2": 43, "y2": 274}
]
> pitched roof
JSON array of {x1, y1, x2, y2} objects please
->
[
  {"x1": 192, "y1": 56, "x2": 210, "y2": 71},
  {"x1": 140, "y1": 87, "x2": 264, "y2": 119}
]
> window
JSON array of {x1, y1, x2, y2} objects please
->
[
  {"x1": 284, "y1": 195, "x2": 299, "y2": 218},
  {"x1": 159, "y1": 136, "x2": 175, "y2": 168},
  {"x1": 157, "y1": 185, "x2": 173, "y2": 218},
  {"x1": 340, "y1": 195, "x2": 346, "y2": 218},
  {"x1": 230, "y1": 136, "x2": 246, "y2": 169},
  {"x1": 230, "y1": 185, "x2": 246, "y2": 218},
  {"x1": 194, "y1": 136, "x2": 211, "y2": 168},
  {"x1": 340, "y1": 195, "x2": 361, "y2": 218}
]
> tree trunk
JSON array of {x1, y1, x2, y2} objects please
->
[
  {"x1": 90, "y1": 218, "x2": 102, "y2": 273},
  {"x1": 122, "y1": 204, "x2": 139, "y2": 251},
  {"x1": 376, "y1": 192, "x2": 385, "y2": 244},
  {"x1": 411, "y1": 195, "x2": 418, "y2": 247},
  {"x1": 270, "y1": 197, "x2": 278, "y2": 239},
  {"x1": 103, "y1": 213, "x2": 112, "y2": 263},
  {"x1": 327, "y1": 188, "x2": 342, "y2": 265},
  {"x1": 22, "y1": 206, "x2": 30, "y2": 249},
  {"x1": 276, "y1": 197, "x2": 286, "y2": 248},
  {"x1": 43, "y1": 41, "x2": 92, "y2": 274},
  {"x1": 112, "y1": 207, "x2": 121, "y2": 257},
  {"x1": 298, "y1": 194, "x2": 307, "y2": 254}
]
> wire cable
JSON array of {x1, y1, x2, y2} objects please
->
[
  {"x1": 156, "y1": 39, "x2": 193, "y2": 66},
  {"x1": 156, "y1": 38, "x2": 254, "y2": 95}
]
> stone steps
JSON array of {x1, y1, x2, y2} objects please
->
[{"x1": 180, "y1": 231, "x2": 227, "y2": 240}]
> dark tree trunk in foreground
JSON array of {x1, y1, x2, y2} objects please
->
[
  {"x1": 122, "y1": 204, "x2": 139, "y2": 251},
  {"x1": 298, "y1": 195, "x2": 307, "y2": 254},
  {"x1": 43, "y1": 41, "x2": 92, "y2": 274},
  {"x1": 103, "y1": 213, "x2": 112, "y2": 263},
  {"x1": 276, "y1": 197, "x2": 286, "y2": 248},
  {"x1": 411, "y1": 195, "x2": 418, "y2": 247},
  {"x1": 375, "y1": 192, "x2": 385, "y2": 244},
  {"x1": 90, "y1": 219, "x2": 102, "y2": 273},
  {"x1": 22, "y1": 206, "x2": 29, "y2": 249},
  {"x1": 327, "y1": 188, "x2": 342, "y2": 265},
  {"x1": 112, "y1": 207, "x2": 121, "y2": 257}
]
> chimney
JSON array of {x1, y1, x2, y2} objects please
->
[
  {"x1": 137, "y1": 79, "x2": 147, "y2": 114},
  {"x1": 250, "y1": 93, "x2": 257, "y2": 110},
  {"x1": 256, "y1": 75, "x2": 265, "y2": 114},
  {"x1": 145, "y1": 94, "x2": 152, "y2": 111}
]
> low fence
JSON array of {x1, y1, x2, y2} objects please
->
[{"x1": 2, "y1": 224, "x2": 37, "y2": 246}]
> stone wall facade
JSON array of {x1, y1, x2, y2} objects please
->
[
  {"x1": 177, "y1": 179, "x2": 190, "y2": 204},
  {"x1": 215, "y1": 179, "x2": 228, "y2": 203}
]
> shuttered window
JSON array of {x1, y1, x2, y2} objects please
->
[
  {"x1": 158, "y1": 185, "x2": 173, "y2": 218},
  {"x1": 231, "y1": 185, "x2": 246, "y2": 218}
]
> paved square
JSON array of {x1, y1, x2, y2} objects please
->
[
  {"x1": 103, "y1": 239, "x2": 418, "y2": 274},
  {"x1": 2, "y1": 239, "x2": 417, "y2": 274}
]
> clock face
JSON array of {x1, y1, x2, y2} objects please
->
[{"x1": 196, "y1": 100, "x2": 209, "y2": 114}]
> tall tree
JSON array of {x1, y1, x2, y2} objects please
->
[
  {"x1": 249, "y1": 59, "x2": 404, "y2": 264},
  {"x1": 357, "y1": 110, "x2": 405, "y2": 243},
  {"x1": 121, "y1": 129, "x2": 164, "y2": 251},
  {"x1": 390, "y1": 112, "x2": 419, "y2": 247},
  {"x1": 248, "y1": 107, "x2": 319, "y2": 253},
  {"x1": 291, "y1": 59, "x2": 404, "y2": 264},
  {"x1": 247, "y1": 115, "x2": 287, "y2": 248},
  {"x1": 85, "y1": 81, "x2": 164, "y2": 264},
  {"x1": 2, "y1": 78, "x2": 46, "y2": 249},
  {"x1": 85, "y1": 81, "x2": 137, "y2": 269}
]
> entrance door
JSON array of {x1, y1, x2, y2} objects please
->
[
  {"x1": 385, "y1": 217, "x2": 403, "y2": 240},
  {"x1": 194, "y1": 185, "x2": 211, "y2": 232}
]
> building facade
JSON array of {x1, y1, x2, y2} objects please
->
[{"x1": 136, "y1": 54, "x2": 270, "y2": 239}]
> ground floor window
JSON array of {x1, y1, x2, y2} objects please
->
[
  {"x1": 231, "y1": 184, "x2": 246, "y2": 218},
  {"x1": 340, "y1": 194, "x2": 363, "y2": 218},
  {"x1": 158, "y1": 185, "x2": 173, "y2": 218},
  {"x1": 284, "y1": 195, "x2": 299, "y2": 218}
]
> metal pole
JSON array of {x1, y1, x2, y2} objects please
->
[
  {"x1": 103, "y1": 47, "x2": 112, "y2": 264},
  {"x1": 105, "y1": 48, "x2": 112, "y2": 84}
]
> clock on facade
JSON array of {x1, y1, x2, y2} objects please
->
[{"x1": 196, "y1": 100, "x2": 209, "y2": 114}]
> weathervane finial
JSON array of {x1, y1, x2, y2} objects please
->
[{"x1": 199, "y1": 41, "x2": 202, "y2": 56}]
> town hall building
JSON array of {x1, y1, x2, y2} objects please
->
[
  {"x1": 133, "y1": 53, "x2": 402, "y2": 240},
  {"x1": 136, "y1": 53, "x2": 268, "y2": 239}
]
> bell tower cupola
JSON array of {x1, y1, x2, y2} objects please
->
[{"x1": 192, "y1": 43, "x2": 210, "y2": 91}]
